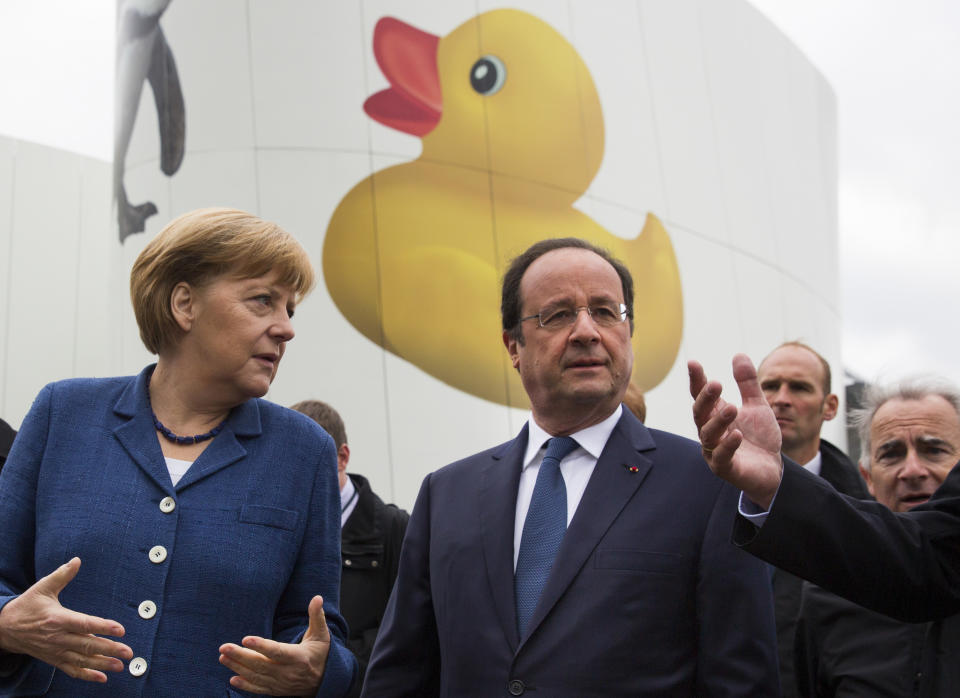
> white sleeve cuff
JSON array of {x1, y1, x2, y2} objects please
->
[{"x1": 737, "y1": 491, "x2": 775, "y2": 526}]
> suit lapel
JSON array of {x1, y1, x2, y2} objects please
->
[
  {"x1": 520, "y1": 412, "x2": 655, "y2": 644},
  {"x1": 480, "y1": 426, "x2": 528, "y2": 650}
]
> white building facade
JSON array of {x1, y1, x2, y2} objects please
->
[{"x1": 1, "y1": 0, "x2": 840, "y2": 508}]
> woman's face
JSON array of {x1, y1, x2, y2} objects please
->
[{"x1": 181, "y1": 269, "x2": 296, "y2": 400}]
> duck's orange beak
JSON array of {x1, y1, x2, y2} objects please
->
[{"x1": 364, "y1": 17, "x2": 442, "y2": 137}]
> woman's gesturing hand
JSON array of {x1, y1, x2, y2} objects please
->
[
  {"x1": 219, "y1": 595, "x2": 332, "y2": 696},
  {"x1": 0, "y1": 558, "x2": 133, "y2": 682}
]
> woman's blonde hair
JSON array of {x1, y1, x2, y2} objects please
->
[{"x1": 130, "y1": 207, "x2": 315, "y2": 354}]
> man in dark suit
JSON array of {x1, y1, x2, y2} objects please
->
[
  {"x1": 757, "y1": 342, "x2": 869, "y2": 695},
  {"x1": 362, "y1": 239, "x2": 779, "y2": 697},
  {"x1": 689, "y1": 355, "x2": 960, "y2": 697}
]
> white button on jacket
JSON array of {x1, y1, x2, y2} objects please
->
[
  {"x1": 138, "y1": 600, "x2": 157, "y2": 619},
  {"x1": 129, "y1": 658, "x2": 148, "y2": 677}
]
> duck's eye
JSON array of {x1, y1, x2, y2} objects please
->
[{"x1": 470, "y1": 55, "x2": 506, "y2": 96}]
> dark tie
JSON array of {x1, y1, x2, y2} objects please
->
[{"x1": 515, "y1": 436, "x2": 579, "y2": 636}]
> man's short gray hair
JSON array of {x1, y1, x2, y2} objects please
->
[{"x1": 853, "y1": 376, "x2": 960, "y2": 469}]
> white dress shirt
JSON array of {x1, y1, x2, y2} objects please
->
[
  {"x1": 164, "y1": 456, "x2": 192, "y2": 487},
  {"x1": 801, "y1": 449, "x2": 822, "y2": 477},
  {"x1": 513, "y1": 405, "x2": 622, "y2": 570},
  {"x1": 340, "y1": 474, "x2": 358, "y2": 527}
]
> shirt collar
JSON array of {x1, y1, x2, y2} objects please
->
[
  {"x1": 522, "y1": 404, "x2": 623, "y2": 469},
  {"x1": 801, "y1": 448, "x2": 823, "y2": 477},
  {"x1": 339, "y1": 473, "x2": 357, "y2": 512}
]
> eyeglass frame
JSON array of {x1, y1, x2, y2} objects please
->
[{"x1": 519, "y1": 302, "x2": 630, "y2": 330}]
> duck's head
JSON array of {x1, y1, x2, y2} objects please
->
[{"x1": 365, "y1": 9, "x2": 604, "y2": 198}]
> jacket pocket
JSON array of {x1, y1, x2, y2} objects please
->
[
  {"x1": 594, "y1": 548, "x2": 686, "y2": 575},
  {"x1": 342, "y1": 542, "x2": 385, "y2": 571},
  {"x1": 239, "y1": 504, "x2": 299, "y2": 531}
]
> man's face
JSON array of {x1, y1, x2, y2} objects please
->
[
  {"x1": 861, "y1": 395, "x2": 960, "y2": 512},
  {"x1": 503, "y1": 248, "x2": 633, "y2": 432},
  {"x1": 758, "y1": 346, "x2": 836, "y2": 455}
]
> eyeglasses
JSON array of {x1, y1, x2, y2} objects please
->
[{"x1": 519, "y1": 303, "x2": 629, "y2": 330}]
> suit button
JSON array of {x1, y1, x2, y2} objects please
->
[
  {"x1": 129, "y1": 657, "x2": 148, "y2": 676},
  {"x1": 138, "y1": 600, "x2": 157, "y2": 619},
  {"x1": 344, "y1": 559, "x2": 352, "y2": 566},
  {"x1": 508, "y1": 679, "x2": 525, "y2": 695},
  {"x1": 159, "y1": 497, "x2": 176, "y2": 513},
  {"x1": 149, "y1": 545, "x2": 167, "y2": 563}
]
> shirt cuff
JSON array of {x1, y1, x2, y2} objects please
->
[{"x1": 737, "y1": 490, "x2": 778, "y2": 526}]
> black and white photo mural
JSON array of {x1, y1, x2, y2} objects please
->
[{"x1": 114, "y1": 0, "x2": 184, "y2": 241}]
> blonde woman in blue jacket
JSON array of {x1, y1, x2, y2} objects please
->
[{"x1": 0, "y1": 208, "x2": 356, "y2": 696}]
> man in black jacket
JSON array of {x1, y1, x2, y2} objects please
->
[
  {"x1": 757, "y1": 342, "x2": 869, "y2": 696},
  {"x1": 794, "y1": 376, "x2": 960, "y2": 697},
  {"x1": 290, "y1": 400, "x2": 409, "y2": 698}
]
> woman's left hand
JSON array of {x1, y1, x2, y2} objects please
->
[{"x1": 219, "y1": 595, "x2": 330, "y2": 696}]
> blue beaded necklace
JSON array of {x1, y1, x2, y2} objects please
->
[{"x1": 147, "y1": 371, "x2": 226, "y2": 445}]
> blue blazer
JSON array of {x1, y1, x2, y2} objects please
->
[
  {"x1": 363, "y1": 409, "x2": 779, "y2": 697},
  {"x1": 0, "y1": 367, "x2": 356, "y2": 696}
]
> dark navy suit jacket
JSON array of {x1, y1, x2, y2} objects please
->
[
  {"x1": 0, "y1": 367, "x2": 356, "y2": 696},
  {"x1": 363, "y1": 409, "x2": 778, "y2": 697}
]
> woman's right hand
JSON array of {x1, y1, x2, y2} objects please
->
[{"x1": 0, "y1": 557, "x2": 133, "y2": 682}]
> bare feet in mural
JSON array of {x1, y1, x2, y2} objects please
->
[{"x1": 114, "y1": 0, "x2": 185, "y2": 242}]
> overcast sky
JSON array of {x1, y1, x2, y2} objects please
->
[
  {"x1": 1, "y1": 0, "x2": 957, "y2": 388},
  {"x1": 749, "y1": 0, "x2": 960, "y2": 388}
]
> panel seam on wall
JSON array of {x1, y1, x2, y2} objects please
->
[
  {"x1": 71, "y1": 162, "x2": 83, "y2": 376},
  {"x1": 1, "y1": 145, "x2": 15, "y2": 417},
  {"x1": 695, "y1": 0, "x2": 745, "y2": 345},
  {"x1": 359, "y1": 0, "x2": 396, "y2": 500},
  {"x1": 245, "y1": 0, "x2": 262, "y2": 213},
  {"x1": 635, "y1": 0, "x2": 670, "y2": 223}
]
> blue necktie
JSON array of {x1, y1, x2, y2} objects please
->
[{"x1": 515, "y1": 436, "x2": 579, "y2": 636}]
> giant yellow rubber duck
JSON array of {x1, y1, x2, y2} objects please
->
[{"x1": 323, "y1": 9, "x2": 682, "y2": 409}]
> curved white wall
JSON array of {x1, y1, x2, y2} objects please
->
[
  {"x1": 1, "y1": 0, "x2": 838, "y2": 509},
  {"x1": 0, "y1": 137, "x2": 118, "y2": 427}
]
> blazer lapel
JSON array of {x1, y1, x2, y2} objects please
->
[
  {"x1": 176, "y1": 398, "x2": 260, "y2": 490},
  {"x1": 480, "y1": 426, "x2": 528, "y2": 650},
  {"x1": 520, "y1": 412, "x2": 655, "y2": 644},
  {"x1": 112, "y1": 366, "x2": 174, "y2": 493},
  {"x1": 111, "y1": 366, "x2": 261, "y2": 493}
]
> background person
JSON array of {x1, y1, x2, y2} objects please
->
[
  {"x1": 623, "y1": 382, "x2": 646, "y2": 423},
  {"x1": 0, "y1": 419, "x2": 14, "y2": 474},
  {"x1": 757, "y1": 342, "x2": 865, "y2": 493},
  {"x1": 290, "y1": 400, "x2": 409, "y2": 698},
  {"x1": 757, "y1": 341, "x2": 868, "y2": 696},
  {"x1": 0, "y1": 208, "x2": 355, "y2": 696},
  {"x1": 795, "y1": 377, "x2": 960, "y2": 697},
  {"x1": 363, "y1": 239, "x2": 778, "y2": 697}
]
